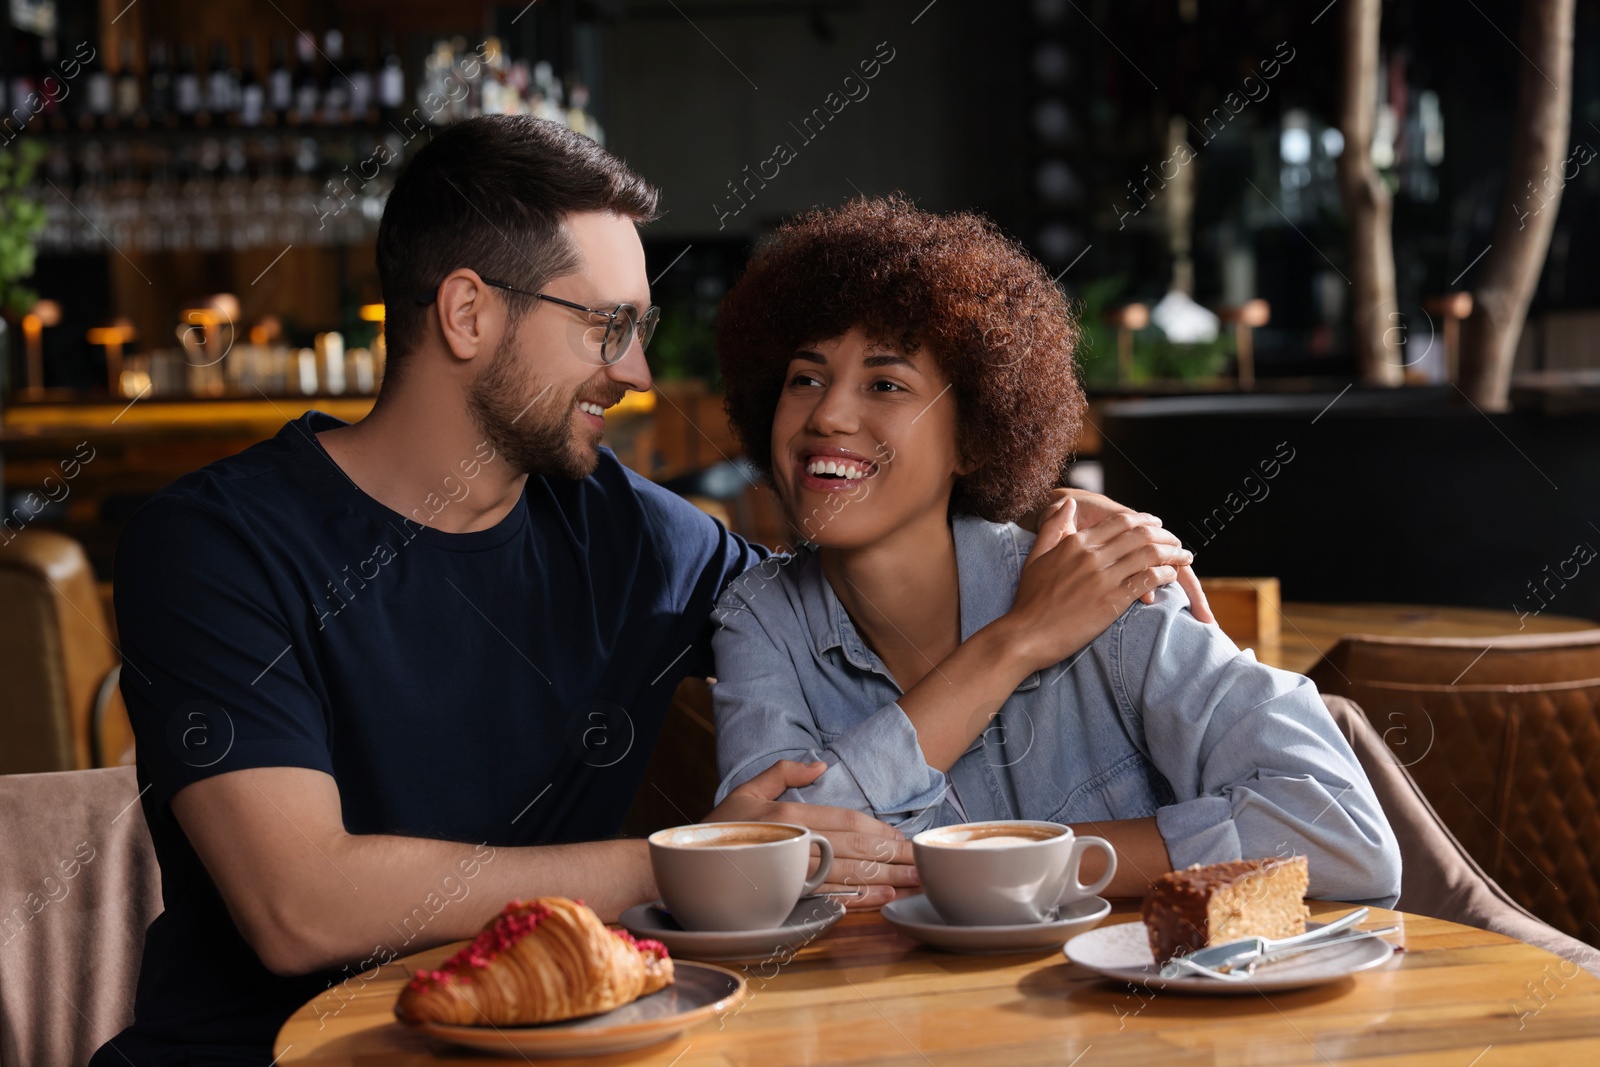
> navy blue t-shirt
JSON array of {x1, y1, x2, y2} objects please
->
[{"x1": 95, "y1": 411, "x2": 764, "y2": 1065}]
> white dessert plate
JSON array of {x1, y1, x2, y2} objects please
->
[
  {"x1": 406, "y1": 960, "x2": 747, "y2": 1056},
  {"x1": 1064, "y1": 919, "x2": 1396, "y2": 994},
  {"x1": 883, "y1": 894, "x2": 1111, "y2": 954},
  {"x1": 619, "y1": 896, "x2": 845, "y2": 960}
]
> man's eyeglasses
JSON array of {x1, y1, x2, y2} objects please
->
[{"x1": 417, "y1": 277, "x2": 659, "y2": 365}]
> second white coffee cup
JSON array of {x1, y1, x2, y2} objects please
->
[{"x1": 912, "y1": 820, "x2": 1116, "y2": 926}]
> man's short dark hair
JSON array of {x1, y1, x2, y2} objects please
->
[{"x1": 376, "y1": 116, "x2": 660, "y2": 383}]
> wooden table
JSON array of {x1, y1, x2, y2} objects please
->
[
  {"x1": 276, "y1": 901, "x2": 1600, "y2": 1065},
  {"x1": 1253, "y1": 602, "x2": 1594, "y2": 674}
]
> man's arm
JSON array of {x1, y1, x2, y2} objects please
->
[{"x1": 174, "y1": 759, "x2": 874, "y2": 976}]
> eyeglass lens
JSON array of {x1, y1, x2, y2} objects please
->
[{"x1": 602, "y1": 306, "x2": 659, "y2": 363}]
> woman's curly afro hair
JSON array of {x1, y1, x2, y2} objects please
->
[{"x1": 716, "y1": 196, "x2": 1084, "y2": 524}]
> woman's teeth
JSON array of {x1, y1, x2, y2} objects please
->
[
  {"x1": 805, "y1": 458, "x2": 871, "y2": 481},
  {"x1": 577, "y1": 401, "x2": 606, "y2": 417}
]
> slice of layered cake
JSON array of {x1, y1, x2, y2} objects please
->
[{"x1": 1141, "y1": 856, "x2": 1311, "y2": 965}]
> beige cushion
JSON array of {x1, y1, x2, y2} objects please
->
[{"x1": 0, "y1": 766, "x2": 163, "y2": 1067}]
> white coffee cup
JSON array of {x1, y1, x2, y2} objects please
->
[
  {"x1": 912, "y1": 819, "x2": 1116, "y2": 926},
  {"x1": 648, "y1": 822, "x2": 835, "y2": 932}
]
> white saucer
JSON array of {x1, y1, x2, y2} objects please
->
[
  {"x1": 1064, "y1": 919, "x2": 1397, "y2": 993},
  {"x1": 619, "y1": 896, "x2": 845, "y2": 961},
  {"x1": 882, "y1": 894, "x2": 1111, "y2": 954}
]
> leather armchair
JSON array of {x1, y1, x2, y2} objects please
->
[
  {"x1": 0, "y1": 530, "x2": 132, "y2": 774},
  {"x1": 1311, "y1": 631, "x2": 1600, "y2": 946}
]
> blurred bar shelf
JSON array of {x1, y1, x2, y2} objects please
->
[{"x1": 1, "y1": 395, "x2": 376, "y2": 442}]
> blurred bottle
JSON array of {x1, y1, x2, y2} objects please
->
[
  {"x1": 147, "y1": 38, "x2": 174, "y2": 128},
  {"x1": 479, "y1": 37, "x2": 507, "y2": 115},
  {"x1": 377, "y1": 34, "x2": 405, "y2": 122},
  {"x1": 115, "y1": 37, "x2": 142, "y2": 127},
  {"x1": 267, "y1": 37, "x2": 293, "y2": 124},
  {"x1": 347, "y1": 33, "x2": 374, "y2": 125},
  {"x1": 82, "y1": 41, "x2": 114, "y2": 130},
  {"x1": 321, "y1": 30, "x2": 348, "y2": 125},
  {"x1": 40, "y1": 37, "x2": 68, "y2": 132},
  {"x1": 567, "y1": 82, "x2": 600, "y2": 143},
  {"x1": 174, "y1": 43, "x2": 203, "y2": 127},
  {"x1": 239, "y1": 36, "x2": 264, "y2": 127},
  {"x1": 292, "y1": 32, "x2": 319, "y2": 125},
  {"x1": 6, "y1": 30, "x2": 41, "y2": 134},
  {"x1": 532, "y1": 61, "x2": 564, "y2": 123},
  {"x1": 207, "y1": 40, "x2": 240, "y2": 126}
]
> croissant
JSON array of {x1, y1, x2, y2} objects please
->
[{"x1": 396, "y1": 897, "x2": 673, "y2": 1026}]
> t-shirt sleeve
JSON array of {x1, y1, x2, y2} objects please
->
[
  {"x1": 115, "y1": 493, "x2": 334, "y2": 811},
  {"x1": 624, "y1": 465, "x2": 769, "y2": 678}
]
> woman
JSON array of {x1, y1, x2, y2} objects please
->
[{"x1": 709, "y1": 197, "x2": 1400, "y2": 904}]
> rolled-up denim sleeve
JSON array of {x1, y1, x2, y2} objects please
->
[
  {"x1": 711, "y1": 593, "x2": 954, "y2": 831},
  {"x1": 1109, "y1": 586, "x2": 1402, "y2": 906}
]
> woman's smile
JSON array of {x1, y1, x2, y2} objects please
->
[{"x1": 796, "y1": 446, "x2": 880, "y2": 492}]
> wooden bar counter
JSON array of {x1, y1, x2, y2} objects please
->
[{"x1": 275, "y1": 901, "x2": 1600, "y2": 1065}]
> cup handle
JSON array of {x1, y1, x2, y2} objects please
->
[
  {"x1": 800, "y1": 832, "x2": 835, "y2": 895},
  {"x1": 1060, "y1": 835, "x2": 1117, "y2": 902}
]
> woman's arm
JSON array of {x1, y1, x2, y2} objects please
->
[
  {"x1": 1009, "y1": 816, "x2": 1169, "y2": 899},
  {"x1": 711, "y1": 594, "x2": 961, "y2": 837},
  {"x1": 900, "y1": 500, "x2": 1193, "y2": 769},
  {"x1": 1110, "y1": 586, "x2": 1403, "y2": 905}
]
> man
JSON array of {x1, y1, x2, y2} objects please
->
[{"x1": 95, "y1": 116, "x2": 1209, "y2": 1065}]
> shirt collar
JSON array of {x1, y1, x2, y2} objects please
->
[{"x1": 799, "y1": 515, "x2": 1042, "y2": 692}]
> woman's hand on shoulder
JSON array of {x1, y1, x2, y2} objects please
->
[
  {"x1": 996, "y1": 498, "x2": 1193, "y2": 674},
  {"x1": 1024, "y1": 488, "x2": 1215, "y2": 624}
]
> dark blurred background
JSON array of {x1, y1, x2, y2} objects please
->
[{"x1": 3, "y1": 0, "x2": 1599, "y2": 617}]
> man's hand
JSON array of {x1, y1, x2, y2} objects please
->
[
  {"x1": 1021, "y1": 488, "x2": 1215, "y2": 624},
  {"x1": 707, "y1": 759, "x2": 919, "y2": 909}
]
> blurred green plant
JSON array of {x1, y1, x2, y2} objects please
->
[
  {"x1": 1069, "y1": 274, "x2": 1235, "y2": 384},
  {"x1": 648, "y1": 299, "x2": 719, "y2": 386},
  {"x1": 0, "y1": 140, "x2": 47, "y2": 319}
]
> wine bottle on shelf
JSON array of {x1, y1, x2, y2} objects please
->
[
  {"x1": 347, "y1": 33, "x2": 374, "y2": 125},
  {"x1": 479, "y1": 36, "x2": 506, "y2": 115},
  {"x1": 115, "y1": 37, "x2": 142, "y2": 127},
  {"x1": 320, "y1": 29, "x2": 348, "y2": 125},
  {"x1": 147, "y1": 39, "x2": 174, "y2": 128},
  {"x1": 39, "y1": 37, "x2": 68, "y2": 133},
  {"x1": 377, "y1": 34, "x2": 404, "y2": 123},
  {"x1": 83, "y1": 41, "x2": 115, "y2": 130},
  {"x1": 239, "y1": 36, "x2": 264, "y2": 127},
  {"x1": 207, "y1": 40, "x2": 240, "y2": 126},
  {"x1": 292, "y1": 32, "x2": 319, "y2": 125},
  {"x1": 174, "y1": 42, "x2": 203, "y2": 127},
  {"x1": 267, "y1": 37, "x2": 293, "y2": 124}
]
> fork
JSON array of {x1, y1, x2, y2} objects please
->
[
  {"x1": 1160, "y1": 925, "x2": 1398, "y2": 981},
  {"x1": 1158, "y1": 908, "x2": 1374, "y2": 980}
]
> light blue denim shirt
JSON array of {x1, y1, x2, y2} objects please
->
[{"x1": 711, "y1": 514, "x2": 1402, "y2": 906}]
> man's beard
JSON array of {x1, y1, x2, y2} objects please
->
[{"x1": 467, "y1": 331, "x2": 620, "y2": 479}]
